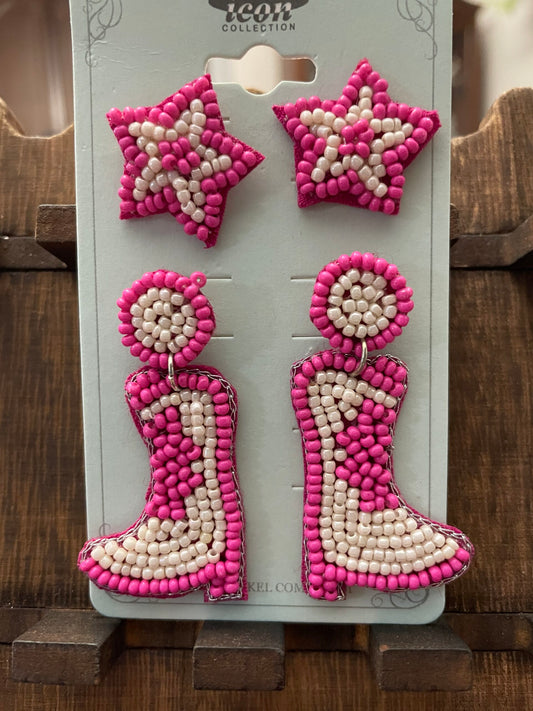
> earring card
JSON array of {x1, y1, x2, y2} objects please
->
[{"x1": 71, "y1": 0, "x2": 453, "y2": 623}]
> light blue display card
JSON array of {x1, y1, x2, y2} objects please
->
[{"x1": 70, "y1": 0, "x2": 453, "y2": 623}]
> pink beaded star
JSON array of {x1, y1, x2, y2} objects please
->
[
  {"x1": 272, "y1": 59, "x2": 440, "y2": 215},
  {"x1": 108, "y1": 74, "x2": 265, "y2": 248}
]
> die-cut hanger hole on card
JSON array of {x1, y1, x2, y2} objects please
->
[{"x1": 206, "y1": 45, "x2": 316, "y2": 95}]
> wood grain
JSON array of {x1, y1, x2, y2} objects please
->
[
  {"x1": 35, "y1": 204, "x2": 76, "y2": 269},
  {"x1": 0, "y1": 647, "x2": 531, "y2": 710},
  {"x1": 0, "y1": 608, "x2": 43, "y2": 644},
  {"x1": 285, "y1": 623, "x2": 367, "y2": 651},
  {"x1": 124, "y1": 620, "x2": 200, "y2": 649},
  {"x1": 446, "y1": 270, "x2": 533, "y2": 613},
  {"x1": 369, "y1": 622, "x2": 472, "y2": 691},
  {"x1": 450, "y1": 215, "x2": 533, "y2": 268},
  {"x1": 0, "y1": 234, "x2": 65, "y2": 269},
  {"x1": 0, "y1": 272, "x2": 88, "y2": 610},
  {"x1": 11, "y1": 610, "x2": 124, "y2": 685},
  {"x1": 193, "y1": 621, "x2": 285, "y2": 690},
  {"x1": 451, "y1": 88, "x2": 533, "y2": 236},
  {"x1": 0, "y1": 98, "x2": 75, "y2": 237},
  {"x1": 445, "y1": 613, "x2": 533, "y2": 653}
]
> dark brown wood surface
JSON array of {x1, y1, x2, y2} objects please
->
[
  {"x1": 0, "y1": 99, "x2": 75, "y2": 237},
  {"x1": 1, "y1": 646, "x2": 531, "y2": 710},
  {"x1": 446, "y1": 613, "x2": 533, "y2": 653},
  {"x1": 451, "y1": 88, "x2": 533, "y2": 236},
  {"x1": 0, "y1": 271, "x2": 88, "y2": 610},
  {"x1": 35, "y1": 204, "x2": 76, "y2": 269},
  {"x1": 369, "y1": 622, "x2": 472, "y2": 691},
  {"x1": 12, "y1": 610, "x2": 123, "y2": 685},
  {"x1": 446, "y1": 269, "x2": 533, "y2": 614},
  {"x1": 0, "y1": 234, "x2": 66, "y2": 270},
  {"x1": 450, "y1": 215, "x2": 533, "y2": 268},
  {"x1": 193, "y1": 622, "x2": 285, "y2": 690}
]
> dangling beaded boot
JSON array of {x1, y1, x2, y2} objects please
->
[
  {"x1": 291, "y1": 252, "x2": 473, "y2": 601},
  {"x1": 78, "y1": 269, "x2": 246, "y2": 601}
]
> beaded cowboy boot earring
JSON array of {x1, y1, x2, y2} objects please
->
[
  {"x1": 291, "y1": 252, "x2": 473, "y2": 601},
  {"x1": 78, "y1": 270, "x2": 246, "y2": 601}
]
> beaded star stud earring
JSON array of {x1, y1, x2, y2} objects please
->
[
  {"x1": 273, "y1": 59, "x2": 439, "y2": 215},
  {"x1": 108, "y1": 74, "x2": 265, "y2": 247},
  {"x1": 291, "y1": 252, "x2": 473, "y2": 601},
  {"x1": 78, "y1": 270, "x2": 246, "y2": 601}
]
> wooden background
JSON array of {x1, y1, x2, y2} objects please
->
[{"x1": 0, "y1": 76, "x2": 532, "y2": 711}]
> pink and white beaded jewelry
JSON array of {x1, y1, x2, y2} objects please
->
[
  {"x1": 273, "y1": 58, "x2": 440, "y2": 215},
  {"x1": 78, "y1": 270, "x2": 246, "y2": 601},
  {"x1": 291, "y1": 252, "x2": 473, "y2": 601},
  {"x1": 108, "y1": 74, "x2": 265, "y2": 248}
]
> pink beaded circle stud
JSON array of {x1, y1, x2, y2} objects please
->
[
  {"x1": 117, "y1": 270, "x2": 215, "y2": 368},
  {"x1": 311, "y1": 252, "x2": 414, "y2": 357},
  {"x1": 108, "y1": 74, "x2": 265, "y2": 247},
  {"x1": 273, "y1": 58, "x2": 440, "y2": 215}
]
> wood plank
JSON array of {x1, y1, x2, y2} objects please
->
[
  {"x1": 0, "y1": 269, "x2": 531, "y2": 613},
  {"x1": 35, "y1": 204, "x2": 76, "y2": 269},
  {"x1": 0, "y1": 608, "x2": 43, "y2": 644},
  {"x1": 445, "y1": 613, "x2": 533, "y2": 653},
  {"x1": 0, "y1": 99, "x2": 75, "y2": 237},
  {"x1": 450, "y1": 215, "x2": 533, "y2": 268},
  {"x1": 192, "y1": 621, "x2": 285, "y2": 690},
  {"x1": 369, "y1": 622, "x2": 472, "y2": 691},
  {"x1": 451, "y1": 88, "x2": 533, "y2": 236},
  {"x1": 2, "y1": 646, "x2": 532, "y2": 710},
  {"x1": 0, "y1": 272, "x2": 88, "y2": 610},
  {"x1": 446, "y1": 270, "x2": 533, "y2": 614},
  {"x1": 285, "y1": 623, "x2": 367, "y2": 651},
  {"x1": 124, "y1": 620, "x2": 199, "y2": 649},
  {"x1": 0, "y1": 234, "x2": 65, "y2": 269},
  {"x1": 11, "y1": 610, "x2": 124, "y2": 685}
]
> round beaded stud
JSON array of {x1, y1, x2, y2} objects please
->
[
  {"x1": 117, "y1": 270, "x2": 215, "y2": 369},
  {"x1": 291, "y1": 252, "x2": 473, "y2": 601},
  {"x1": 78, "y1": 269, "x2": 246, "y2": 602},
  {"x1": 310, "y1": 251, "x2": 413, "y2": 357}
]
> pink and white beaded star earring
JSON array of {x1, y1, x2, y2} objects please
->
[
  {"x1": 273, "y1": 58, "x2": 440, "y2": 215},
  {"x1": 291, "y1": 252, "x2": 473, "y2": 601},
  {"x1": 78, "y1": 270, "x2": 246, "y2": 601},
  {"x1": 109, "y1": 74, "x2": 265, "y2": 248}
]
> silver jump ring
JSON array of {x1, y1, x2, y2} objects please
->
[
  {"x1": 167, "y1": 353, "x2": 179, "y2": 391},
  {"x1": 353, "y1": 339, "x2": 368, "y2": 376}
]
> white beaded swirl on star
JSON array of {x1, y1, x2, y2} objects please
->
[
  {"x1": 127, "y1": 98, "x2": 233, "y2": 224},
  {"x1": 300, "y1": 88, "x2": 413, "y2": 194}
]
